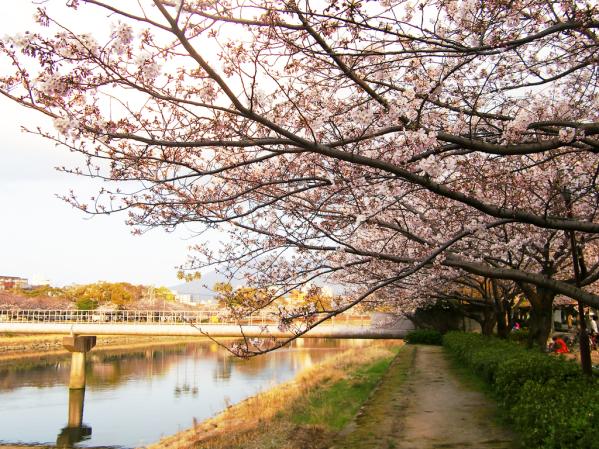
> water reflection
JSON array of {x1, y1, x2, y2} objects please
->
[
  {"x1": 56, "y1": 426, "x2": 92, "y2": 449},
  {"x1": 56, "y1": 389, "x2": 92, "y2": 448},
  {"x1": 0, "y1": 338, "x2": 366, "y2": 448}
]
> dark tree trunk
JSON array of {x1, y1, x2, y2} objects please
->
[
  {"x1": 567, "y1": 230, "x2": 593, "y2": 376},
  {"x1": 564, "y1": 189, "x2": 593, "y2": 376},
  {"x1": 576, "y1": 300, "x2": 593, "y2": 376},
  {"x1": 506, "y1": 301, "x2": 514, "y2": 329},
  {"x1": 493, "y1": 282, "x2": 510, "y2": 339},
  {"x1": 527, "y1": 289, "x2": 555, "y2": 350},
  {"x1": 496, "y1": 307, "x2": 509, "y2": 339},
  {"x1": 481, "y1": 312, "x2": 497, "y2": 336}
]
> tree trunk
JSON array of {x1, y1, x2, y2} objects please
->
[
  {"x1": 564, "y1": 190, "x2": 593, "y2": 375},
  {"x1": 506, "y1": 301, "x2": 515, "y2": 330},
  {"x1": 481, "y1": 312, "x2": 497, "y2": 336},
  {"x1": 576, "y1": 300, "x2": 593, "y2": 376},
  {"x1": 527, "y1": 289, "x2": 555, "y2": 350},
  {"x1": 492, "y1": 282, "x2": 510, "y2": 339},
  {"x1": 496, "y1": 308, "x2": 509, "y2": 339}
]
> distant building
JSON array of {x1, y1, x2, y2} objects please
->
[
  {"x1": 0, "y1": 275, "x2": 29, "y2": 291},
  {"x1": 29, "y1": 277, "x2": 52, "y2": 287},
  {"x1": 174, "y1": 292, "x2": 215, "y2": 306},
  {"x1": 196, "y1": 296, "x2": 216, "y2": 306},
  {"x1": 174, "y1": 293, "x2": 194, "y2": 305}
]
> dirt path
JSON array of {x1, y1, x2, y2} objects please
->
[{"x1": 332, "y1": 345, "x2": 515, "y2": 449}]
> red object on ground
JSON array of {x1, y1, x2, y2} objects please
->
[{"x1": 554, "y1": 337, "x2": 569, "y2": 353}]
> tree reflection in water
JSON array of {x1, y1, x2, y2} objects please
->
[{"x1": 0, "y1": 338, "x2": 369, "y2": 447}]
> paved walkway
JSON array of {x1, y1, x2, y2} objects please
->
[{"x1": 331, "y1": 345, "x2": 515, "y2": 449}]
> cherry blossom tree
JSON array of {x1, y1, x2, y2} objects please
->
[
  {"x1": 406, "y1": 271, "x2": 520, "y2": 337},
  {"x1": 1, "y1": 0, "x2": 598, "y2": 354},
  {"x1": 432, "y1": 221, "x2": 599, "y2": 345}
]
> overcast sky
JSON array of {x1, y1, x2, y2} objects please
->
[{"x1": 0, "y1": 2, "x2": 212, "y2": 287}]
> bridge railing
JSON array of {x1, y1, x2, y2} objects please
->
[{"x1": 0, "y1": 309, "x2": 371, "y2": 326}]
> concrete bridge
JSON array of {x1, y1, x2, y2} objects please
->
[{"x1": 0, "y1": 309, "x2": 410, "y2": 339}]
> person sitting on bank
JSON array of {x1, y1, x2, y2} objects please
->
[{"x1": 551, "y1": 335, "x2": 569, "y2": 354}]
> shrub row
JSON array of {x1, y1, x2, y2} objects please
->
[
  {"x1": 443, "y1": 332, "x2": 599, "y2": 449},
  {"x1": 404, "y1": 329, "x2": 443, "y2": 345},
  {"x1": 507, "y1": 328, "x2": 530, "y2": 343}
]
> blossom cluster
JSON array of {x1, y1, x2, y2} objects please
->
[
  {"x1": 38, "y1": 73, "x2": 70, "y2": 97},
  {"x1": 503, "y1": 109, "x2": 533, "y2": 143},
  {"x1": 350, "y1": 106, "x2": 375, "y2": 127},
  {"x1": 59, "y1": 33, "x2": 99, "y2": 58},
  {"x1": 135, "y1": 52, "x2": 161, "y2": 82},
  {"x1": 5, "y1": 32, "x2": 34, "y2": 49},
  {"x1": 53, "y1": 116, "x2": 79, "y2": 137},
  {"x1": 110, "y1": 22, "x2": 133, "y2": 55}
]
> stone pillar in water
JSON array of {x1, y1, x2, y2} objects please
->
[
  {"x1": 63, "y1": 335, "x2": 96, "y2": 389},
  {"x1": 57, "y1": 337, "x2": 95, "y2": 448},
  {"x1": 67, "y1": 388, "x2": 85, "y2": 428}
]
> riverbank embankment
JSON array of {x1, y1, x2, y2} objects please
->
[
  {"x1": 148, "y1": 342, "x2": 516, "y2": 449},
  {"x1": 146, "y1": 341, "x2": 405, "y2": 449}
]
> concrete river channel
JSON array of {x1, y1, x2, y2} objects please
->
[{"x1": 0, "y1": 338, "x2": 359, "y2": 448}]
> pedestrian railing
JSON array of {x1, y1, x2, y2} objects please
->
[{"x1": 0, "y1": 309, "x2": 371, "y2": 326}]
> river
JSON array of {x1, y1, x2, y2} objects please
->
[{"x1": 0, "y1": 338, "x2": 360, "y2": 448}]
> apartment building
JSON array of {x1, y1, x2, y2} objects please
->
[{"x1": 0, "y1": 276, "x2": 28, "y2": 290}]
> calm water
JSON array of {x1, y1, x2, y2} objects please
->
[{"x1": 0, "y1": 338, "x2": 359, "y2": 448}]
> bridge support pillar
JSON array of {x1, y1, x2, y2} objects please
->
[
  {"x1": 63, "y1": 335, "x2": 96, "y2": 390},
  {"x1": 68, "y1": 388, "x2": 85, "y2": 428}
]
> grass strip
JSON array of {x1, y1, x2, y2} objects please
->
[
  {"x1": 291, "y1": 354, "x2": 397, "y2": 431},
  {"x1": 328, "y1": 345, "x2": 415, "y2": 449},
  {"x1": 148, "y1": 341, "x2": 404, "y2": 449}
]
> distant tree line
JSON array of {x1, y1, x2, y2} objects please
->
[{"x1": 12, "y1": 282, "x2": 175, "y2": 310}]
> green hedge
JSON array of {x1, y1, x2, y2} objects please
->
[
  {"x1": 443, "y1": 332, "x2": 599, "y2": 449},
  {"x1": 404, "y1": 329, "x2": 443, "y2": 345},
  {"x1": 507, "y1": 329, "x2": 530, "y2": 343}
]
